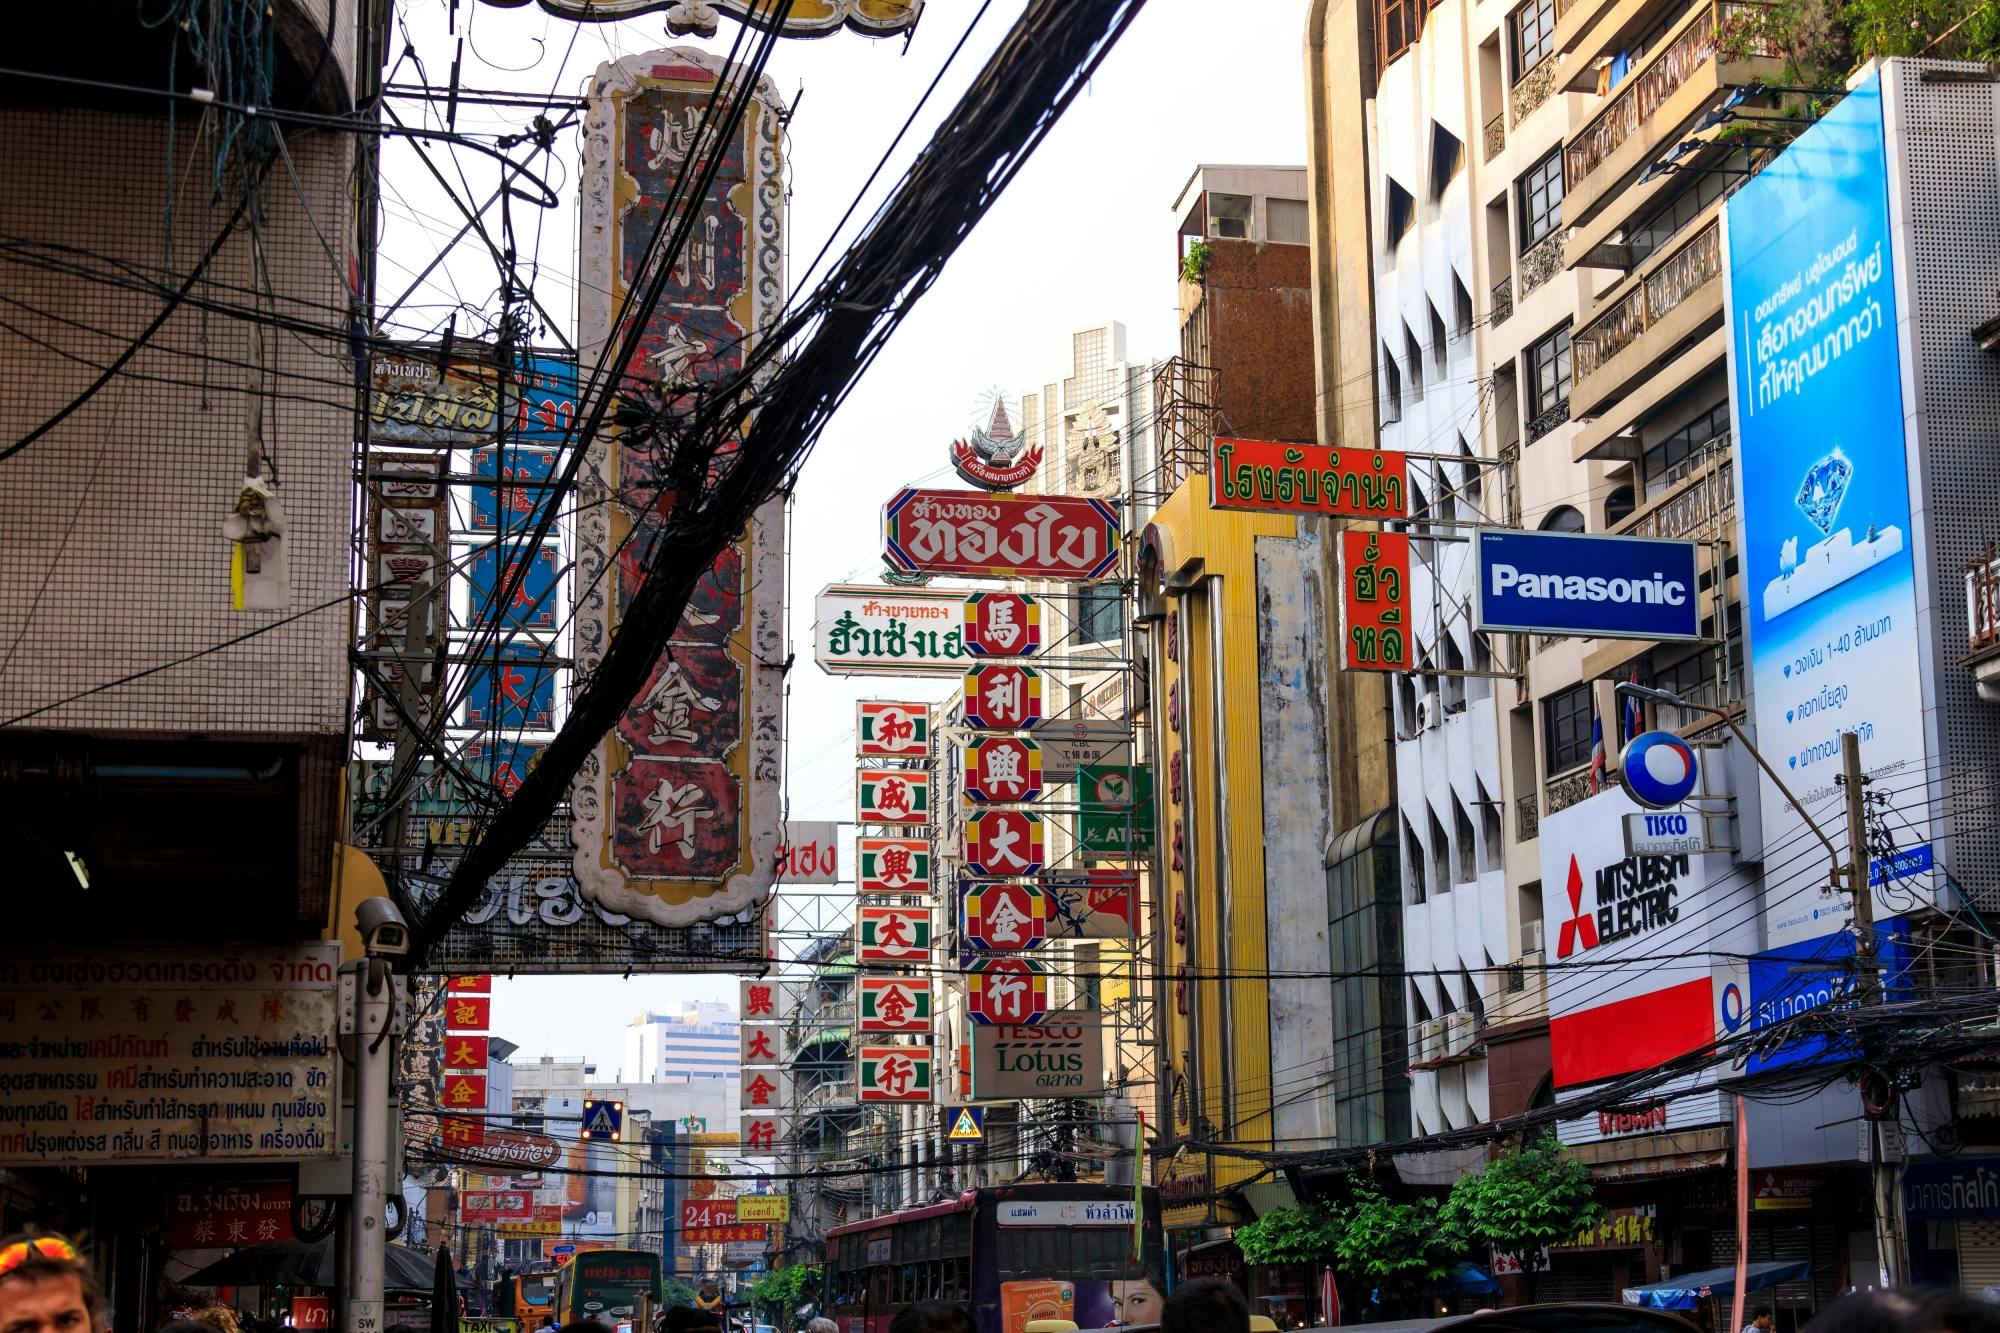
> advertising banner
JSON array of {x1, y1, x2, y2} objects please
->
[
  {"x1": 858, "y1": 838, "x2": 931, "y2": 893},
  {"x1": 571, "y1": 48, "x2": 787, "y2": 928},
  {"x1": 470, "y1": 444, "x2": 561, "y2": 533},
  {"x1": 963, "y1": 663, "x2": 1043, "y2": 731},
  {"x1": 1746, "y1": 918, "x2": 1912, "y2": 1074},
  {"x1": 775, "y1": 822, "x2": 840, "y2": 884},
  {"x1": 1471, "y1": 530, "x2": 1700, "y2": 640},
  {"x1": 0, "y1": 946, "x2": 339, "y2": 1165},
  {"x1": 962, "y1": 591, "x2": 1041, "y2": 656},
  {"x1": 882, "y1": 489, "x2": 1121, "y2": 580},
  {"x1": 464, "y1": 643, "x2": 557, "y2": 733},
  {"x1": 857, "y1": 977, "x2": 931, "y2": 1032},
  {"x1": 1723, "y1": 73, "x2": 1934, "y2": 946},
  {"x1": 963, "y1": 736, "x2": 1044, "y2": 804},
  {"x1": 1538, "y1": 788, "x2": 1744, "y2": 1088},
  {"x1": 367, "y1": 346, "x2": 577, "y2": 450},
  {"x1": 971, "y1": 1013, "x2": 1104, "y2": 1099},
  {"x1": 1076, "y1": 765, "x2": 1154, "y2": 855},
  {"x1": 1036, "y1": 720, "x2": 1131, "y2": 779},
  {"x1": 857, "y1": 771, "x2": 930, "y2": 826},
  {"x1": 858, "y1": 1046, "x2": 933, "y2": 1102},
  {"x1": 965, "y1": 956, "x2": 1050, "y2": 1026},
  {"x1": 1211, "y1": 437, "x2": 1410, "y2": 519},
  {"x1": 814, "y1": 585, "x2": 974, "y2": 676},
  {"x1": 859, "y1": 905, "x2": 931, "y2": 961},
  {"x1": 466, "y1": 543, "x2": 560, "y2": 632},
  {"x1": 737, "y1": 1195, "x2": 790, "y2": 1223},
  {"x1": 165, "y1": 1181, "x2": 295, "y2": 1247},
  {"x1": 462, "y1": 1189, "x2": 536, "y2": 1223},
  {"x1": 963, "y1": 810, "x2": 1045, "y2": 877}
]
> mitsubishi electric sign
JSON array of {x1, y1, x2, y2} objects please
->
[{"x1": 1472, "y1": 530, "x2": 1700, "y2": 640}]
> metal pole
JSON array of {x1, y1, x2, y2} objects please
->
[
  {"x1": 1843, "y1": 731, "x2": 1901, "y2": 1286},
  {"x1": 347, "y1": 958, "x2": 398, "y2": 1333}
]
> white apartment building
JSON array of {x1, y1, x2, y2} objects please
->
[{"x1": 624, "y1": 1001, "x2": 742, "y2": 1082}]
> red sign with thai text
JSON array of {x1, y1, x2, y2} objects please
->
[
  {"x1": 1210, "y1": 437, "x2": 1410, "y2": 519},
  {"x1": 1340, "y1": 530, "x2": 1413, "y2": 671},
  {"x1": 883, "y1": 489, "x2": 1120, "y2": 581},
  {"x1": 166, "y1": 1180, "x2": 294, "y2": 1248}
]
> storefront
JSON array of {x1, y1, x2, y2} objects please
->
[{"x1": 1904, "y1": 1154, "x2": 2000, "y2": 1292}]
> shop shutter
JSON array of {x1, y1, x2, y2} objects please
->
[
  {"x1": 1958, "y1": 1221, "x2": 2000, "y2": 1293},
  {"x1": 1537, "y1": 1253, "x2": 1621, "y2": 1303}
]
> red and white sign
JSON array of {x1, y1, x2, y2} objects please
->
[
  {"x1": 963, "y1": 810, "x2": 1045, "y2": 876},
  {"x1": 966, "y1": 956, "x2": 1050, "y2": 1026},
  {"x1": 963, "y1": 736, "x2": 1043, "y2": 804},
  {"x1": 858, "y1": 836, "x2": 931, "y2": 893},
  {"x1": 740, "y1": 1022, "x2": 783, "y2": 1065},
  {"x1": 740, "y1": 977, "x2": 787, "y2": 1021},
  {"x1": 961, "y1": 880, "x2": 1049, "y2": 951},
  {"x1": 963, "y1": 592, "x2": 1040, "y2": 657},
  {"x1": 859, "y1": 904, "x2": 931, "y2": 961},
  {"x1": 882, "y1": 489, "x2": 1120, "y2": 581},
  {"x1": 741, "y1": 1115, "x2": 780, "y2": 1152},
  {"x1": 859, "y1": 1045, "x2": 933, "y2": 1102},
  {"x1": 776, "y1": 821, "x2": 840, "y2": 883},
  {"x1": 444, "y1": 995, "x2": 491, "y2": 1030},
  {"x1": 858, "y1": 976, "x2": 931, "y2": 1033},
  {"x1": 166, "y1": 1180, "x2": 294, "y2": 1247},
  {"x1": 858, "y1": 701, "x2": 930, "y2": 757},
  {"x1": 461, "y1": 1189, "x2": 535, "y2": 1223},
  {"x1": 422, "y1": 1117, "x2": 564, "y2": 1169},
  {"x1": 1539, "y1": 786, "x2": 1742, "y2": 1088},
  {"x1": 291, "y1": 1298, "x2": 331, "y2": 1331},
  {"x1": 741, "y1": 1069, "x2": 788, "y2": 1111},
  {"x1": 683, "y1": 1198, "x2": 766, "y2": 1245},
  {"x1": 857, "y1": 770, "x2": 930, "y2": 825},
  {"x1": 963, "y1": 663, "x2": 1043, "y2": 731}
]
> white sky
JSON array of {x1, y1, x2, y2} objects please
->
[{"x1": 386, "y1": 0, "x2": 1311, "y2": 1076}]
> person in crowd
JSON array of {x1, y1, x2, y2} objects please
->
[
  {"x1": 1807, "y1": 1289, "x2": 2000, "y2": 1333},
  {"x1": 659, "y1": 1310, "x2": 720, "y2": 1333},
  {"x1": 1161, "y1": 1279, "x2": 1247, "y2": 1333},
  {"x1": 0, "y1": 1235, "x2": 105, "y2": 1333},
  {"x1": 557, "y1": 1320, "x2": 614, "y2": 1333},
  {"x1": 887, "y1": 1302, "x2": 977, "y2": 1333},
  {"x1": 805, "y1": 1319, "x2": 840, "y2": 1333},
  {"x1": 1744, "y1": 1306, "x2": 1774, "y2": 1333}
]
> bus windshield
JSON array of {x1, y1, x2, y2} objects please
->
[{"x1": 564, "y1": 1252, "x2": 660, "y2": 1321}]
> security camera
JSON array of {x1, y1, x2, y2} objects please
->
[{"x1": 356, "y1": 897, "x2": 411, "y2": 959}]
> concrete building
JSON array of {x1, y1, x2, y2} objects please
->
[{"x1": 625, "y1": 1002, "x2": 743, "y2": 1082}]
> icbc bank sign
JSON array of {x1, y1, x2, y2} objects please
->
[{"x1": 1540, "y1": 787, "x2": 1748, "y2": 1089}]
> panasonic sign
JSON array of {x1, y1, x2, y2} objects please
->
[{"x1": 1473, "y1": 529, "x2": 1701, "y2": 640}]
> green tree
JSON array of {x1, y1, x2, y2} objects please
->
[
  {"x1": 659, "y1": 1277, "x2": 698, "y2": 1311},
  {"x1": 1442, "y1": 1135, "x2": 1600, "y2": 1303},
  {"x1": 1233, "y1": 1202, "x2": 1344, "y2": 1266},
  {"x1": 1331, "y1": 1177, "x2": 1464, "y2": 1292},
  {"x1": 744, "y1": 1264, "x2": 821, "y2": 1331}
]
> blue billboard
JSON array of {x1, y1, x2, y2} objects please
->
[
  {"x1": 467, "y1": 541, "x2": 559, "y2": 632},
  {"x1": 464, "y1": 641, "x2": 557, "y2": 733},
  {"x1": 1472, "y1": 529, "x2": 1700, "y2": 640},
  {"x1": 1724, "y1": 73, "x2": 1932, "y2": 947},
  {"x1": 1745, "y1": 916, "x2": 1911, "y2": 1074}
]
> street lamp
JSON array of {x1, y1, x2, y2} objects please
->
[{"x1": 1614, "y1": 680, "x2": 1843, "y2": 892}]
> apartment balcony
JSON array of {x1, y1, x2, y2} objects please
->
[
  {"x1": 1569, "y1": 214, "x2": 1723, "y2": 421},
  {"x1": 1966, "y1": 551, "x2": 2000, "y2": 701},
  {"x1": 1544, "y1": 766, "x2": 1594, "y2": 818},
  {"x1": 1560, "y1": 1, "x2": 1784, "y2": 231},
  {"x1": 1484, "y1": 111, "x2": 1506, "y2": 162},
  {"x1": 1514, "y1": 791, "x2": 1540, "y2": 842},
  {"x1": 1492, "y1": 276, "x2": 1515, "y2": 328},
  {"x1": 1609, "y1": 447, "x2": 1735, "y2": 542}
]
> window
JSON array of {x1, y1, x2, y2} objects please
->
[
  {"x1": 1430, "y1": 122, "x2": 1464, "y2": 199},
  {"x1": 1405, "y1": 819, "x2": 1427, "y2": 904},
  {"x1": 1380, "y1": 0, "x2": 1420, "y2": 68},
  {"x1": 1382, "y1": 342, "x2": 1402, "y2": 424},
  {"x1": 1644, "y1": 400, "x2": 1730, "y2": 495},
  {"x1": 1605, "y1": 484, "x2": 1637, "y2": 528},
  {"x1": 1430, "y1": 299, "x2": 1449, "y2": 372},
  {"x1": 1207, "y1": 192, "x2": 1252, "y2": 239},
  {"x1": 1511, "y1": 0, "x2": 1557, "y2": 76},
  {"x1": 1387, "y1": 179, "x2": 1417, "y2": 247},
  {"x1": 1517, "y1": 149, "x2": 1565, "y2": 251},
  {"x1": 1405, "y1": 323, "x2": 1426, "y2": 401},
  {"x1": 1077, "y1": 582, "x2": 1122, "y2": 644},
  {"x1": 1268, "y1": 196, "x2": 1310, "y2": 245},
  {"x1": 1542, "y1": 682, "x2": 1595, "y2": 773},
  {"x1": 1453, "y1": 272, "x2": 1474, "y2": 336},
  {"x1": 1539, "y1": 504, "x2": 1586, "y2": 533},
  {"x1": 1627, "y1": 153, "x2": 1739, "y2": 263},
  {"x1": 1527, "y1": 324, "x2": 1572, "y2": 416}
]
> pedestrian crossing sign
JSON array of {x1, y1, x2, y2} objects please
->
[
  {"x1": 947, "y1": 1107, "x2": 985, "y2": 1141},
  {"x1": 581, "y1": 1099, "x2": 625, "y2": 1142}
]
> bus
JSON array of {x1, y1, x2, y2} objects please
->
[
  {"x1": 825, "y1": 1184, "x2": 1163, "y2": 1333},
  {"x1": 493, "y1": 1269, "x2": 558, "y2": 1327},
  {"x1": 552, "y1": 1249, "x2": 664, "y2": 1328}
]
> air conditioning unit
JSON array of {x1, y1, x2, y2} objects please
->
[
  {"x1": 1521, "y1": 918, "x2": 1544, "y2": 956},
  {"x1": 1416, "y1": 695, "x2": 1436, "y2": 732},
  {"x1": 1414, "y1": 1018, "x2": 1443, "y2": 1061},
  {"x1": 1445, "y1": 1010, "x2": 1477, "y2": 1056}
]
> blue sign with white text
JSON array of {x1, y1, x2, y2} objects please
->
[
  {"x1": 1747, "y1": 916, "x2": 1910, "y2": 1073},
  {"x1": 1472, "y1": 529, "x2": 1700, "y2": 640},
  {"x1": 1724, "y1": 73, "x2": 1933, "y2": 948}
]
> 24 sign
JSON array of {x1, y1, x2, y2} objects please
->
[
  {"x1": 882, "y1": 489, "x2": 1120, "y2": 581},
  {"x1": 963, "y1": 663, "x2": 1042, "y2": 731},
  {"x1": 859, "y1": 1046, "x2": 933, "y2": 1102}
]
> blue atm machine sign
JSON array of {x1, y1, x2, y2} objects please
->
[{"x1": 1473, "y1": 529, "x2": 1701, "y2": 641}]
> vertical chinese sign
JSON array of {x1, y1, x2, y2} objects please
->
[
  {"x1": 855, "y1": 691, "x2": 934, "y2": 1103},
  {"x1": 738, "y1": 976, "x2": 783, "y2": 1154},
  {"x1": 442, "y1": 978, "x2": 491, "y2": 1129},
  {"x1": 572, "y1": 48, "x2": 788, "y2": 925},
  {"x1": 1339, "y1": 530, "x2": 1412, "y2": 671}
]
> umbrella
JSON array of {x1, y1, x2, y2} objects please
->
[
  {"x1": 183, "y1": 1237, "x2": 438, "y2": 1290},
  {"x1": 430, "y1": 1246, "x2": 460, "y2": 1333}
]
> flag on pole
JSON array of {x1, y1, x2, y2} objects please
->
[
  {"x1": 1588, "y1": 713, "x2": 1606, "y2": 794},
  {"x1": 1623, "y1": 668, "x2": 1644, "y2": 744}
]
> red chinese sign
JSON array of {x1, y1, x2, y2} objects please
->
[
  {"x1": 1210, "y1": 437, "x2": 1410, "y2": 519},
  {"x1": 962, "y1": 736, "x2": 1044, "y2": 804},
  {"x1": 682, "y1": 1198, "x2": 767, "y2": 1244},
  {"x1": 858, "y1": 837, "x2": 931, "y2": 893},
  {"x1": 447, "y1": 975, "x2": 492, "y2": 994},
  {"x1": 859, "y1": 1045, "x2": 933, "y2": 1102},
  {"x1": 858, "y1": 977, "x2": 931, "y2": 1033},
  {"x1": 1340, "y1": 530, "x2": 1412, "y2": 671},
  {"x1": 961, "y1": 880, "x2": 1050, "y2": 951},
  {"x1": 963, "y1": 663, "x2": 1042, "y2": 731},
  {"x1": 965, "y1": 957, "x2": 1049, "y2": 1026},
  {"x1": 444, "y1": 1035, "x2": 490, "y2": 1070},
  {"x1": 962, "y1": 592, "x2": 1040, "y2": 656},
  {"x1": 441, "y1": 1073, "x2": 488, "y2": 1110},
  {"x1": 882, "y1": 489, "x2": 1120, "y2": 580},
  {"x1": 741, "y1": 1116, "x2": 780, "y2": 1151},
  {"x1": 858, "y1": 700, "x2": 930, "y2": 757},
  {"x1": 858, "y1": 905, "x2": 931, "y2": 961},
  {"x1": 739, "y1": 1022, "x2": 782, "y2": 1064},
  {"x1": 963, "y1": 810, "x2": 1044, "y2": 877},
  {"x1": 166, "y1": 1180, "x2": 294, "y2": 1247},
  {"x1": 444, "y1": 995, "x2": 491, "y2": 1030},
  {"x1": 740, "y1": 978, "x2": 781, "y2": 1021},
  {"x1": 857, "y1": 770, "x2": 930, "y2": 825}
]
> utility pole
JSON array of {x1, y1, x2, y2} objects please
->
[
  {"x1": 1842, "y1": 731, "x2": 1901, "y2": 1287},
  {"x1": 344, "y1": 956, "x2": 407, "y2": 1333}
]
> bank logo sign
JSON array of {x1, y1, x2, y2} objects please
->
[{"x1": 1472, "y1": 529, "x2": 1700, "y2": 641}]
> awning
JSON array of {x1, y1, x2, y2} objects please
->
[{"x1": 1622, "y1": 1260, "x2": 1811, "y2": 1310}]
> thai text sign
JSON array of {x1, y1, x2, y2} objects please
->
[
  {"x1": 814, "y1": 585, "x2": 972, "y2": 676},
  {"x1": 1903, "y1": 1155, "x2": 2000, "y2": 1220},
  {"x1": 883, "y1": 489, "x2": 1120, "y2": 580},
  {"x1": 971, "y1": 1014, "x2": 1104, "y2": 1099},
  {"x1": 166, "y1": 1180, "x2": 295, "y2": 1247},
  {"x1": 1472, "y1": 529, "x2": 1700, "y2": 641},
  {"x1": 737, "y1": 1195, "x2": 790, "y2": 1223},
  {"x1": 995, "y1": 1198, "x2": 1135, "y2": 1227},
  {"x1": 1210, "y1": 437, "x2": 1409, "y2": 518},
  {"x1": 368, "y1": 346, "x2": 577, "y2": 449},
  {"x1": 1340, "y1": 530, "x2": 1413, "y2": 670},
  {"x1": 0, "y1": 946, "x2": 339, "y2": 1165},
  {"x1": 462, "y1": 1190, "x2": 536, "y2": 1223},
  {"x1": 776, "y1": 822, "x2": 840, "y2": 884}
]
